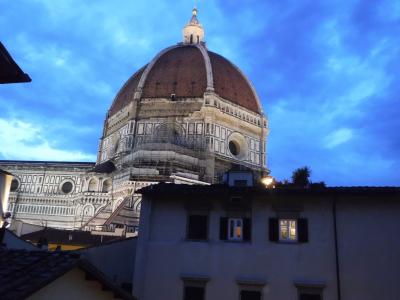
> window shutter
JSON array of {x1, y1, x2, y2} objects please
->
[
  {"x1": 243, "y1": 218, "x2": 251, "y2": 241},
  {"x1": 298, "y1": 218, "x2": 308, "y2": 243},
  {"x1": 269, "y1": 218, "x2": 279, "y2": 242},
  {"x1": 187, "y1": 215, "x2": 208, "y2": 240},
  {"x1": 219, "y1": 217, "x2": 228, "y2": 240}
]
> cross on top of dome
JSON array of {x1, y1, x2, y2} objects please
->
[{"x1": 183, "y1": 7, "x2": 204, "y2": 44}]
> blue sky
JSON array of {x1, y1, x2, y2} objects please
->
[{"x1": 1, "y1": 0, "x2": 399, "y2": 186}]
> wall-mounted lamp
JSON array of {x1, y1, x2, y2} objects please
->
[{"x1": 261, "y1": 175, "x2": 275, "y2": 188}]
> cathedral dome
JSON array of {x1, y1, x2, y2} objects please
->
[
  {"x1": 99, "y1": 8, "x2": 268, "y2": 188},
  {"x1": 109, "y1": 45, "x2": 262, "y2": 117}
]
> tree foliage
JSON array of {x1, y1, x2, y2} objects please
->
[{"x1": 291, "y1": 166, "x2": 311, "y2": 187}]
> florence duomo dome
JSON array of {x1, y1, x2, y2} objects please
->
[
  {"x1": 1, "y1": 8, "x2": 269, "y2": 231},
  {"x1": 100, "y1": 8, "x2": 269, "y2": 185}
]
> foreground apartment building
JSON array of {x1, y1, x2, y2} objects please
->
[{"x1": 133, "y1": 181, "x2": 400, "y2": 300}]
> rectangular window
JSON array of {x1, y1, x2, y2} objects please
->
[
  {"x1": 234, "y1": 180, "x2": 247, "y2": 187},
  {"x1": 250, "y1": 152, "x2": 255, "y2": 162},
  {"x1": 229, "y1": 218, "x2": 243, "y2": 241},
  {"x1": 299, "y1": 294, "x2": 322, "y2": 300},
  {"x1": 184, "y1": 286, "x2": 204, "y2": 300},
  {"x1": 137, "y1": 123, "x2": 144, "y2": 135},
  {"x1": 240, "y1": 290, "x2": 261, "y2": 300},
  {"x1": 215, "y1": 126, "x2": 220, "y2": 137},
  {"x1": 269, "y1": 218, "x2": 308, "y2": 243},
  {"x1": 187, "y1": 215, "x2": 208, "y2": 240},
  {"x1": 279, "y1": 219, "x2": 298, "y2": 242},
  {"x1": 145, "y1": 123, "x2": 153, "y2": 135},
  {"x1": 220, "y1": 217, "x2": 251, "y2": 241},
  {"x1": 214, "y1": 140, "x2": 219, "y2": 152},
  {"x1": 188, "y1": 123, "x2": 195, "y2": 135},
  {"x1": 196, "y1": 123, "x2": 203, "y2": 135}
]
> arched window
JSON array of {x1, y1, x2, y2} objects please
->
[
  {"x1": 102, "y1": 179, "x2": 111, "y2": 193},
  {"x1": 88, "y1": 178, "x2": 97, "y2": 192},
  {"x1": 190, "y1": 34, "x2": 193, "y2": 44},
  {"x1": 82, "y1": 205, "x2": 94, "y2": 217},
  {"x1": 10, "y1": 179, "x2": 19, "y2": 191}
]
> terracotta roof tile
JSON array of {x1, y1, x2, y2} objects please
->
[
  {"x1": 109, "y1": 65, "x2": 146, "y2": 116},
  {"x1": 109, "y1": 45, "x2": 261, "y2": 116},
  {"x1": 0, "y1": 249, "x2": 79, "y2": 300},
  {"x1": 0, "y1": 248, "x2": 136, "y2": 300},
  {"x1": 208, "y1": 51, "x2": 259, "y2": 113},
  {"x1": 142, "y1": 46, "x2": 207, "y2": 99}
]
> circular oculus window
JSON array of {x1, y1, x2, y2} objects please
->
[
  {"x1": 227, "y1": 132, "x2": 248, "y2": 160},
  {"x1": 228, "y1": 140, "x2": 240, "y2": 156},
  {"x1": 61, "y1": 181, "x2": 73, "y2": 194}
]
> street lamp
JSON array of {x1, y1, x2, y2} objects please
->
[{"x1": 261, "y1": 175, "x2": 275, "y2": 188}]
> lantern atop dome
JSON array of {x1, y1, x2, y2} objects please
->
[{"x1": 183, "y1": 8, "x2": 204, "y2": 44}]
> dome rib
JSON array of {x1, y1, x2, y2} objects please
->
[
  {"x1": 208, "y1": 51, "x2": 262, "y2": 114},
  {"x1": 108, "y1": 65, "x2": 146, "y2": 117},
  {"x1": 195, "y1": 44, "x2": 214, "y2": 91},
  {"x1": 136, "y1": 45, "x2": 181, "y2": 98}
]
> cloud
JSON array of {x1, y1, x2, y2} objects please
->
[
  {"x1": 0, "y1": 118, "x2": 96, "y2": 161},
  {"x1": 324, "y1": 128, "x2": 353, "y2": 149}
]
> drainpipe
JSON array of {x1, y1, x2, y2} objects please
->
[{"x1": 332, "y1": 196, "x2": 342, "y2": 300}]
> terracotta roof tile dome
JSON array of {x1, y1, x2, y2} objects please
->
[
  {"x1": 109, "y1": 44, "x2": 262, "y2": 116},
  {"x1": 142, "y1": 46, "x2": 207, "y2": 99},
  {"x1": 208, "y1": 51, "x2": 259, "y2": 113},
  {"x1": 109, "y1": 65, "x2": 146, "y2": 116}
]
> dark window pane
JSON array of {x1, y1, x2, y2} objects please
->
[
  {"x1": 234, "y1": 180, "x2": 247, "y2": 187},
  {"x1": 10, "y1": 179, "x2": 19, "y2": 191},
  {"x1": 241, "y1": 290, "x2": 261, "y2": 300},
  {"x1": 229, "y1": 140, "x2": 240, "y2": 156},
  {"x1": 187, "y1": 215, "x2": 208, "y2": 240},
  {"x1": 184, "y1": 286, "x2": 204, "y2": 300},
  {"x1": 300, "y1": 294, "x2": 321, "y2": 300},
  {"x1": 61, "y1": 182, "x2": 73, "y2": 194}
]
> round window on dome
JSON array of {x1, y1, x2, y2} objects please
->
[
  {"x1": 61, "y1": 182, "x2": 73, "y2": 194},
  {"x1": 229, "y1": 140, "x2": 240, "y2": 156},
  {"x1": 227, "y1": 132, "x2": 248, "y2": 160},
  {"x1": 10, "y1": 179, "x2": 19, "y2": 192}
]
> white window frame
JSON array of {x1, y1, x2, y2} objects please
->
[
  {"x1": 228, "y1": 218, "x2": 243, "y2": 241},
  {"x1": 279, "y1": 219, "x2": 298, "y2": 242}
]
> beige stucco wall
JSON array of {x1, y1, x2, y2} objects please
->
[
  {"x1": 134, "y1": 195, "x2": 337, "y2": 300},
  {"x1": 27, "y1": 268, "x2": 121, "y2": 300},
  {"x1": 79, "y1": 237, "x2": 137, "y2": 286},
  {"x1": 336, "y1": 197, "x2": 400, "y2": 299},
  {"x1": 133, "y1": 191, "x2": 400, "y2": 300}
]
